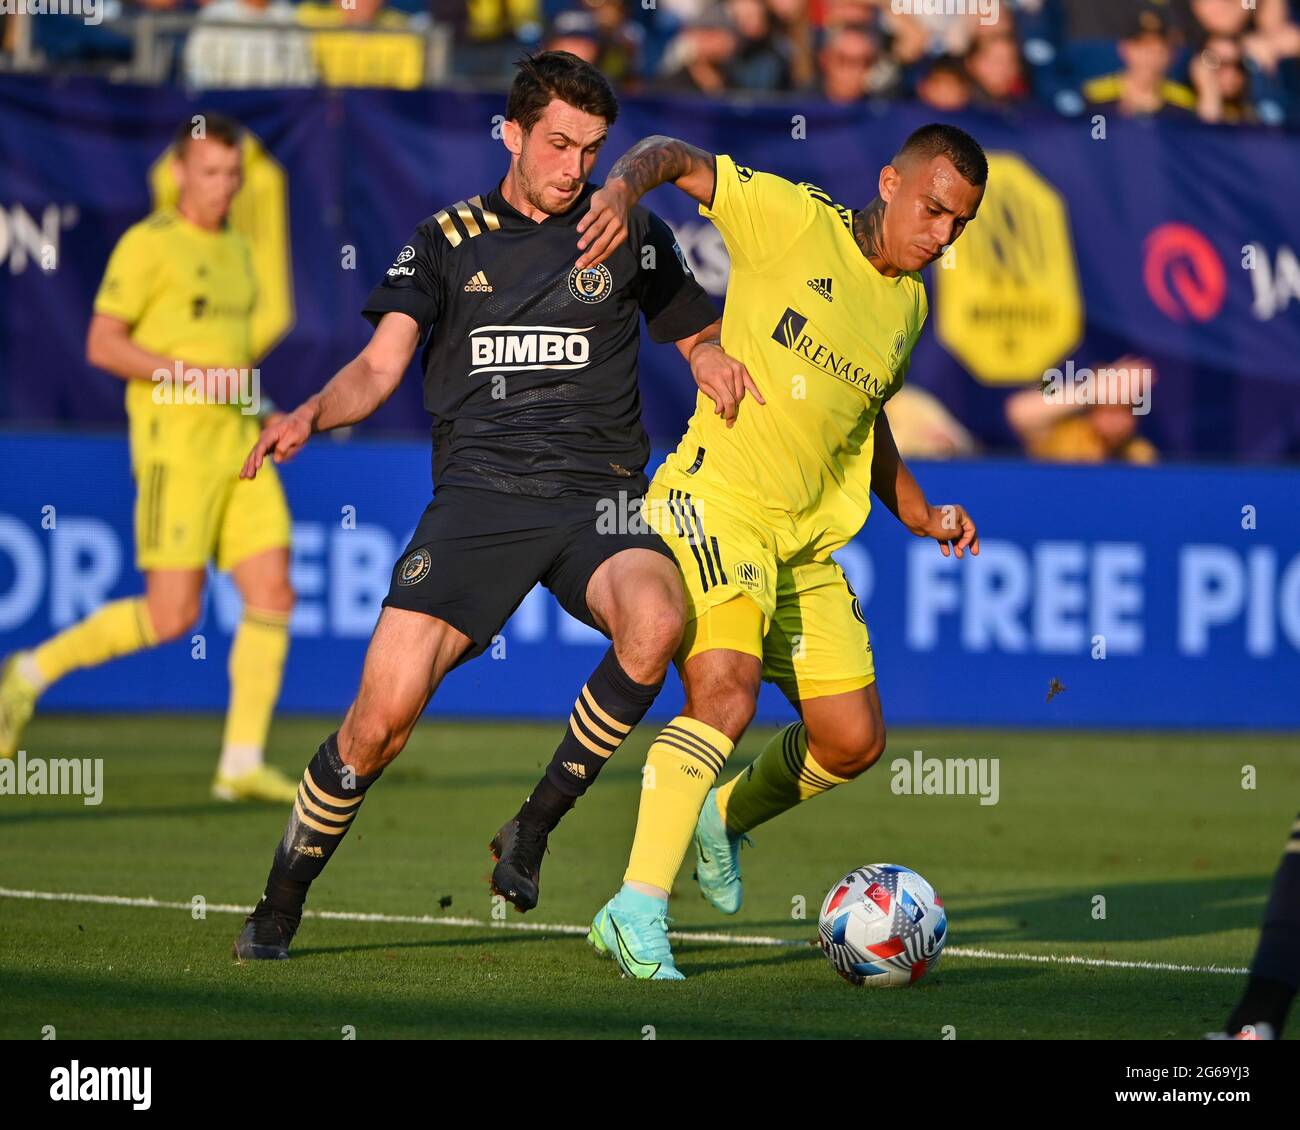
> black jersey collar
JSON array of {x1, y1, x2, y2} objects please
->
[{"x1": 487, "y1": 180, "x2": 597, "y2": 228}]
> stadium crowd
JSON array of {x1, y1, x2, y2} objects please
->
[{"x1": 4, "y1": 0, "x2": 1300, "y2": 125}]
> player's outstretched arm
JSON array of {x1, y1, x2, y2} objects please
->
[
  {"x1": 241, "y1": 311, "x2": 419, "y2": 480},
  {"x1": 576, "y1": 136, "x2": 716, "y2": 269},
  {"x1": 871, "y1": 409, "x2": 979, "y2": 559}
]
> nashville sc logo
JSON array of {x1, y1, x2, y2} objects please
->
[{"x1": 770, "y1": 307, "x2": 889, "y2": 398}]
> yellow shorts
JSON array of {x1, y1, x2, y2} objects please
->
[
  {"x1": 133, "y1": 459, "x2": 290, "y2": 572},
  {"x1": 645, "y1": 479, "x2": 874, "y2": 702}
]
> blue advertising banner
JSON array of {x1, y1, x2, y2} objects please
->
[
  {"x1": 2, "y1": 435, "x2": 1296, "y2": 729},
  {"x1": 2, "y1": 79, "x2": 1300, "y2": 459}
]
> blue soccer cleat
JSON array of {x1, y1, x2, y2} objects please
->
[
  {"x1": 692, "y1": 788, "x2": 749, "y2": 915},
  {"x1": 587, "y1": 887, "x2": 685, "y2": 981}
]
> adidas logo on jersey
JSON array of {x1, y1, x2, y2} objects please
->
[
  {"x1": 464, "y1": 270, "x2": 493, "y2": 293},
  {"x1": 807, "y1": 276, "x2": 834, "y2": 301}
]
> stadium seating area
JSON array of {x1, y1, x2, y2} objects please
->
[{"x1": 4, "y1": 0, "x2": 1300, "y2": 125}]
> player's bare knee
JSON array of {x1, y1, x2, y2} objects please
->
[
  {"x1": 624, "y1": 600, "x2": 685, "y2": 676},
  {"x1": 807, "y1": 717, "x2": 885, "y2": 779},
  {"x1": 147, "y1": 598, "x2": 200, "y2": 643},
  {"x1": 684, "y1": 680, "x2": 756, "y2": 742},
  {"x1": 341, "y1": 711, "x2": 407, "y2": 775},
  {"x1": 260, "y1": 580, "x2": 295, "y2": 615}
]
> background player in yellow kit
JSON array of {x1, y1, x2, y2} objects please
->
[
  {"x1": 0, "y1": 114, "x2": 297, "y2": 804},
  {"x1": 574, "y1": 124, "x2": 986, "y2": 978}
]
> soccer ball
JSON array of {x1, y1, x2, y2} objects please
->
[{"x1": 817, "y1": 863, "x2": 946, "y2": 987}]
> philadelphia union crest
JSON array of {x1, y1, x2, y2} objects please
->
[
  {"x1": 397, "y1": 548, "x2": 431, "y2": 586},
  {"x1": 568, "y1": 263, "x2": 612, "y2": 304}
]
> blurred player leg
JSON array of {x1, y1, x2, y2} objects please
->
[
  {"x1": 212, "y1": 546, "x2": 296, "y2": 803},
  {"x1": 492, "y1": 548, "x2": 682, "y2": 911},
  {"x1": 0, "y1": 569, "x2": 204, "y2": 760},
  {"x1": 1217, "y1": 810, "x2": 1300, "y2": 1039},
  {"x1": 234, "y1": 606, "x2": 473, "y2": 959},
  {"x1": 211, "y1": 460, "x2": 295, "y2": 800}
]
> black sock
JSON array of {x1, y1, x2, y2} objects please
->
[
  {"x1": 261, "y1": 732, "x2": 383, "y2": 917},
  {"x1": 518, "y1": 646, "x2": 662, "y2": 828}
]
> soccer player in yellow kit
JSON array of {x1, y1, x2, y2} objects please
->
[
  {"x1": 573, "y1": 124, "x2": 986, "y2": 978},
  {"x1": 0, "y1": 114, "x2": 298, "y2": 803}
]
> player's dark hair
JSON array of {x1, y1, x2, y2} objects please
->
[
  {"x1": 507, "y1": 51, "x2": 619, "y2": 133},
  {"x1": 172, "y1": 112, "x2": 243, "y2": 157},
  {"x1": 895, "y1": 123, "x2": 988, "y2": 187}
]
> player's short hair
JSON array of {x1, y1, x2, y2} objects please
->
[
  {"x1": 172, "y1": 113, "x2": 243, "y2": 158},
  {"x1": 895, "y1": 123, "x2": 988, "y2": 187},
  {"x1": 507, "y1": 50, "x2": 620, "y2": 133}
]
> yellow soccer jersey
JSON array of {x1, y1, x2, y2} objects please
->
[
  {"x1": 656, "y1": 155, "x2": 927, "y2": 563},
  {"x1": 94, "y1": 208, "x2": 259, "y2": 467}
]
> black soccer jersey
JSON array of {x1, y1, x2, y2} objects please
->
[{"x1": 363, "y1": 182, "x2": 718, "y2": 498}]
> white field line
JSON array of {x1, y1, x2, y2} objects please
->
[{"x1": 0, "y1": 887, "x2": 1248, "y2": 975}]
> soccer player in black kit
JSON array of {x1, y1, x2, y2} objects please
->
[{"x1": 232, "y1": 52, "x2": 758, "y2": 958}]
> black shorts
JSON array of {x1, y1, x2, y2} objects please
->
[{"x1": 383, "y1": 485, "x2": 675, "y2": 664}]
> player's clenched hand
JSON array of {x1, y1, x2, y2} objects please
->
[
  {"x1": 241, "y1": 408, "x2": 312, "y2": 479},
  {"x1": 575, "y1": 182, "x2": 632, "y2": 269},
  {"x1": 690, "y1": 342, "x2": 764, "y2": 428},
  {"x1": 911, "y1": 503, "x2": 979, "y2": 559}
]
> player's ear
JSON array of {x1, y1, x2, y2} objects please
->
[
  {"x1": 502, "y1": 119, "x2": 524, "y2": 158},
  {"x1": 879, "y1": 163, "x2": 900, "y2": 204}
]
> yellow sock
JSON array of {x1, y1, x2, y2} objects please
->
[
  {"x1": 220, "y1": 607, "x2": 290, "y2": 768},
  {"x1": 31, "y1": 597, "x2": 157, "y2": 687},
  {"x1": 716, "y1": 721, "x2": 850, "y2": 835},
  {"x1": 624, "y1": 715, "x2": 735, "y2": 893}
]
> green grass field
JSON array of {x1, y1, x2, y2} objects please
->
[{"x1": 2, "y1": 715, "x2": 1296, "y2": 1040}]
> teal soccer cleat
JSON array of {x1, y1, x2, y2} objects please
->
[
  {"x1": 692, "y1": 788, "x2": 749, "y2": 914},
  {"x1": 588, "y1": 887, "x2": 685, "y2": 981}
]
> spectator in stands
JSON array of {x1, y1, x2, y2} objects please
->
[
  {"x1": 1188, "y1": 0, "x2": 1300, "y2": 124},
  {"x1": 878, "y1": 0, "x2": 989, "y2": 64},
  {"x1": 184, "y1": 0, "x2": 315, "y2": 88},
  {"x1": 916, "y1": 53, "x2": 972, "y2": 111},
  {"x1": 1190, "y1": 35, "x2": 1260, "y2": 123},
  {"x1": 658, "y1": 9, "x2": 739, "y2": 95},
  {"x1": 545, "y1": 9, "x2": 602, "y2": 64},
  {"x1": 1006, "y1": 357, "x2": 1158, "y2": 464},
  {"x1": 767, "y1": 0, "x2": 817, "y2": 90},
  {"x1": 966, "y1": 28, "x2": 1030, "y2": 110},
  {"x1": 576, "y1": 0, "x2": 644, "y2": 88},
  {"x1": 295, "y1": 0, "x2": 424, "y2": 89},
  {"x1": 1082, "y1": 9, "x2": 1196, "y2": 118},
  {"x1": 818, "y1": 24, "x2": 894, "y2": 103},
  {"x1": 724, "y1": 0, "x2": 793, "y2": 92},
  {"x1": 543, "y1": 4, "x2": 641, "y2": 85},
  {"x1": 434, "y1": 0, "x2": 542, "y2": 80}
]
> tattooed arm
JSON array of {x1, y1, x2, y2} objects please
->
[{"x1": 576, "y1": 135, "x2": 717, "y2": 269}]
